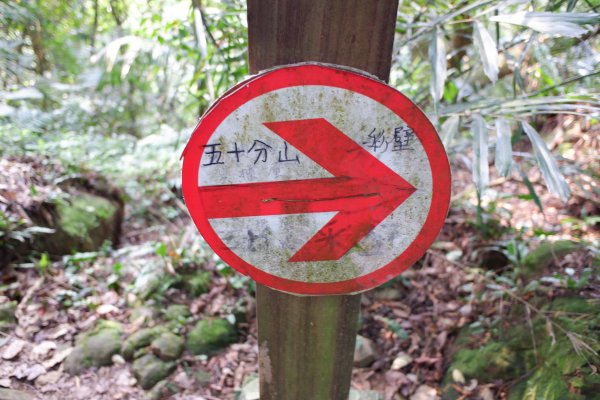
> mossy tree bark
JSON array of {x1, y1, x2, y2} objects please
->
[{"x1": 248, "y1": 1, "x2": 399, "y2": 399}]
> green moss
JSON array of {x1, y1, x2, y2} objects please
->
[
  {"x1": 183, "y1": 271, "x2": 211, "y2": 297},
  {"x1": 132, "y1": 353, "x2": 176, "y2": 389},
  {"x1": 0, "y1": 301, "x2": 17, "y2": 331},
  {"x1": 163, "y1": 304, "x2": 191, "y2": 321},
  {"x1": 444, "y1": 296, "x2": 600, "y2": 400},
  {"x1": 64, "y1": 320, "x2": 123, "y2": 374},
  {"x1": 187, "y1": 318, "x2": 237, "y2": 355},
  {"x1": 121, "y1": 326, "x2": 165, "y2": 360},
  {"x1": 151, "y1": 331, "x2": 184, "y2": 360},
  {"x1": 449, "y1": 341, "x2": 519, "y2": 382},
  {"x1": 522, "y1": 240, "x2": 580, "y2": 278},
  {"x1": 55, "y1": 193, "x2": 116, "y2": 239}
]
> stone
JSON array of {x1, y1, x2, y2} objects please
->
[
  {"x1": 354, "y1": 335, "x2": 378, "y2": 368},
  {"x1": 31, "y1": 190, "x2": 123, "y2": 255},
  {"x1": 121, "y1": 326, "x2": 165, "y2": 360},
  {"x1": 0, "y1": 389, "x2": 35, "y2": 400},
  {"x1": 64, "y1": 320, "x2": 122, "y2": 375},
  {"x1": 186, "y1": 318, "x2": 237, "y2": 355},
  {"x1": 183, "y1": 271, "x2": 211, "y2": 297},
  {"x1": 163, "y1": 304, "x2": 190, "y2": 322},
  {"x1": 146, "y1": 380, "x2": 170, "y2": 400},
  {"x1": 151, "y1": 332, "x2": 184, "y2": 361},
  {"x1": 132, "y1": 353, "x2": 176, "y2": 390},
  {"x1": 0, "y1": 302, "x2": 16, "y2": 331}
]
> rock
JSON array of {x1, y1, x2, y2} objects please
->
[
  {"x1": 129, "y1": 306, "x2": 157, "y2": 325},
  {"x1": 183, "y1": 271, "x2": 211, "y2": 297},
  {"x1": 30, "y1": 188, "x2": 123, "y2": 255},
  {"x1": 522, "y1": 240, "x2": 580, "y2": 278},
  {"x1": 121, "y1": 326, "x2": 165, "y2": 360},
  {"x1": 146, "y1": 380, "x2": 171, "y2": 400},
  {"x1": 186, "y1": 318, "x2": 237, "y2": 355},
  {"x1": 0, "y1": 388, "x2": 35, "y2": 400},
  {"x1": 163, "y1": 304, "x2": 190, "y2": 322},
  {"x1": 0, "y1": 302, "x2": 16, "y2": 331},
  {"x1": 64, "y1": 320, "x2": 122, "y2": 375},
  {"x1": 354, "y1": 335, "x2": 378, "y2": 368},
  {"x1": 151, "y1": 332, "x2": 184, "y2": 361},
  {"x1": 476, "y1": 247, "x2": 509, "y2": 270},
  {"x1": 132, "y1": 353, "x2": 176, "y2": 390}
]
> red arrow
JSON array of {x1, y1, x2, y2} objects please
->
[{"x1": 198, "y1": 118, "x2": 416, "y2": 262}]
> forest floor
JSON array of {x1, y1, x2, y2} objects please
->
[{"x1": 0, "y1": 116, "x2": 598, "y2": 400}]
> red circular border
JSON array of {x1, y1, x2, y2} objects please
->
[{"x1": 182, "y1": 64, "x2": 451, "y2": 295}]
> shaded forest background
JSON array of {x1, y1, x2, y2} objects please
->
[{"x1": 0, "y1": 0, "x2": 599, "y2": 399}]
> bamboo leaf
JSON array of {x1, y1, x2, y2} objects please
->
[
  {"x1": 441, "y1": 115, "x2": 460, "y2": 149},
  {"x1": 495, "y1": 118, "x2": 512, "y2": 177},
  {"x1": 429, "y1": 25, "x2": 447, "y2": 101},
  {"x1": 516, "y1": 165, "x2": 544, "y2": 214},
  {"x1": 472, "y1": 114, "x2": 489, "y2": 193},
  {"x1": 521, "y1": 122, "x2": 570, "y2": 201},
  {"x1": 490, "y1": 12, "x2": 600, "y2": 37},
  {"x1": 473, "y1": 21, "x2": 499, "y2": 83}
]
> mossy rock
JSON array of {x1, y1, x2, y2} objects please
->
[
  {"x1": 0, "y1": 301, "x2": 17, "y2": 332},
  {"x1": 151, "y1": 331, "x2": 184, "y2": 361},
  {"x1": 183, "y1": 271, "x2": 211, "y2": 297},
  {"x1": 187, "y1": 318, "x2": 237, "y2": 355},
  {"x1": 30, "y1": 190, "x2": 122, "y2": 255},
  {"x1": 442, "y1": 296, "x2": 600, "y2": 400},
  {"x1": 132, "y1": 353, "x2": 176, "y2": 390},
  {"x1": 163, "y1": 304, "x2": 191, "y2": 322},
  {"x1": 121, "y1": 326, "x2": 166, "y2": 360},
  {"x1": 64, "y1": 320, "x2": 123, "y2": 375},
  {"x1": 521, "y1": 240, "x2": 580, "y2": 278}
]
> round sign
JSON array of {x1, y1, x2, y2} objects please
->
[{"x1": 182, "y1": 63, "x2": 450, "y2": 295}]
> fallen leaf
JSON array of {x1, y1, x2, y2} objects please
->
[
  {"x1": 26, "y1": 364, "x2": 46, "y2": 381},
  {"x1": 35, "y1": 370, "x2": 62, "y2": 386},
  {"x1": 32, "y1": 341, "x2": 57, "y2": 361},
  {"x1": 391, "y1": 352, "x2": 413, "y2": 370},
  {"x1": 452, "y1": 369, "x2": 465, "y2": 384},
  {"x1": 96, "y1": 304, "x2": 119, "y2": 315},
  {"x1": 42, "y1": 347, "x2": 72, "y2": 369},
  {"x1": 479, "y1": 386, "x2": 495, "y2": 400},
  {"x1": 112, "y1": 354, "x2": 126, "y2": 364},
  {"x1": 410, "y1": 384, "x2": 439, "y2": 400},
  {"x1": 2, "y1": 340, "x2": 25, "y2": 360}
]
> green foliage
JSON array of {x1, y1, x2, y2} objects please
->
[{"x1": 394, "y1": 0, "x2": 599, "y2": 202}]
